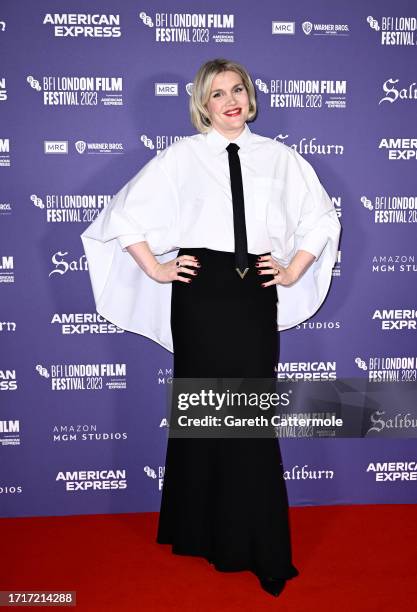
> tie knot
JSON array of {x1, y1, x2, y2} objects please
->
[{"x1": 226, "y1": 142, "x2": 240, "y2": 155}]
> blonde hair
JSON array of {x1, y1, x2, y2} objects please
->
[{"x1": 190, "y1": 58, "x2": 257, "y2": 133}]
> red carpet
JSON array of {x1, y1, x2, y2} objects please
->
[{"x1": 1, "y1": 504, "x2": 416, "y2": 611}]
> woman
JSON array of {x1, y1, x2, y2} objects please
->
[{"x1": 81, "y1": 58, "x2": 341, "y2": 597}]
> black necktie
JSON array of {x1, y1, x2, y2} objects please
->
[{"x1": 226, "y1": 143, "x2": 249, "y2": 279}]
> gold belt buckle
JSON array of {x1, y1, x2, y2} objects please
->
[{"x1": 235, "y1": 267, "x2": 249, "y2": 279}]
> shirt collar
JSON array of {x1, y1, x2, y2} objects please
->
[{"x1": 206, "y1": 122, "x2": 253, "y2": 155}]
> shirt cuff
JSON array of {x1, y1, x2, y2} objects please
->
[
  {"x1": 117, "y1": 234, "x2": 146, "y2": 252},
  {"x1": 297, "y1": 229, "x2": 329, "y2": 260}
]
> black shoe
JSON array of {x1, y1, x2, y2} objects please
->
[{"x1": 259, "y1": 577, "x2": 286, "y2": 597}]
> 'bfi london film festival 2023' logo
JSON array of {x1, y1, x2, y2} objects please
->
[
  {"x1": 27, "y1": 75, "x2": 123, "y2": 106},
  {"x1": 138, "y1": 11, "x2": 234, "y2": 43},
  {"x1": 355, "y1": 355, "x2": 417, "y2": 382},
  {"x1": 35, "y1": 362, "x2": 127, "y2": 391},
  {"x1": 30, "y1": 193, "x2": 112, "y2": 224},
  {"x1": 361, "y1": 194, "x2": 417, "y2": 223},
  {"x1": 367, "y1": 15, "x2": 417, "y2": 46},
  {"x1": 255, "y1": 76, "x2": 347, "y2": 109}
]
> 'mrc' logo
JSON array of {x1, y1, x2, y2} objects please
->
[
  {"x1": 44, "y1": 141, "x2": 68, "y2": 154},
  {"x1": 272, "y1": 21, "x2": 295, "y2": 35},
  {"x1": 155, "y1": 83, "x2": 178, "y2": 96}
]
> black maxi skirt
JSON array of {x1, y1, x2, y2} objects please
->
[{"x1": 156, "y1": 247, "x2": 299, "y2": 582}]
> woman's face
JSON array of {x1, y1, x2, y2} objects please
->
[{"x1": 205, "y1": 70, "x2": 250, "y2": 138}]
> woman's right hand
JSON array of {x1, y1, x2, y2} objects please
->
[{"x1": 149, "y1": 254, "x2": 201, "y2": 283}]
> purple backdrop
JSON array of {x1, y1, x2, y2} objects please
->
[{"x1": 1, "y1": 1, "x2": 416, "y2": 517}]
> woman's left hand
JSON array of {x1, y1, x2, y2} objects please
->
[{"x1": 255, "y1": 255, "x2": 298, "y2": 287}]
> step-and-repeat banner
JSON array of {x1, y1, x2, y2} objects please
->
[{"x1": 1, "y1": 1, "x2": 416, "y2": 517}]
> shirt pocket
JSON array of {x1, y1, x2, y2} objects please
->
[{"x1": 248, "y1": 177, "x2": 284, "y2": 221}]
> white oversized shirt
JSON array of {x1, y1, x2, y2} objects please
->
[{"x1": 80, "y1": 122, "x2": 341, "y2": 353}]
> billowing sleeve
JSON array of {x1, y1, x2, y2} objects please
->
[
  {"x1": 80, "y1": 148, "x2": 180, "y2": 353},
  {"x1": 268, "y1": 147, "x2": 341, "y2": 330}
]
